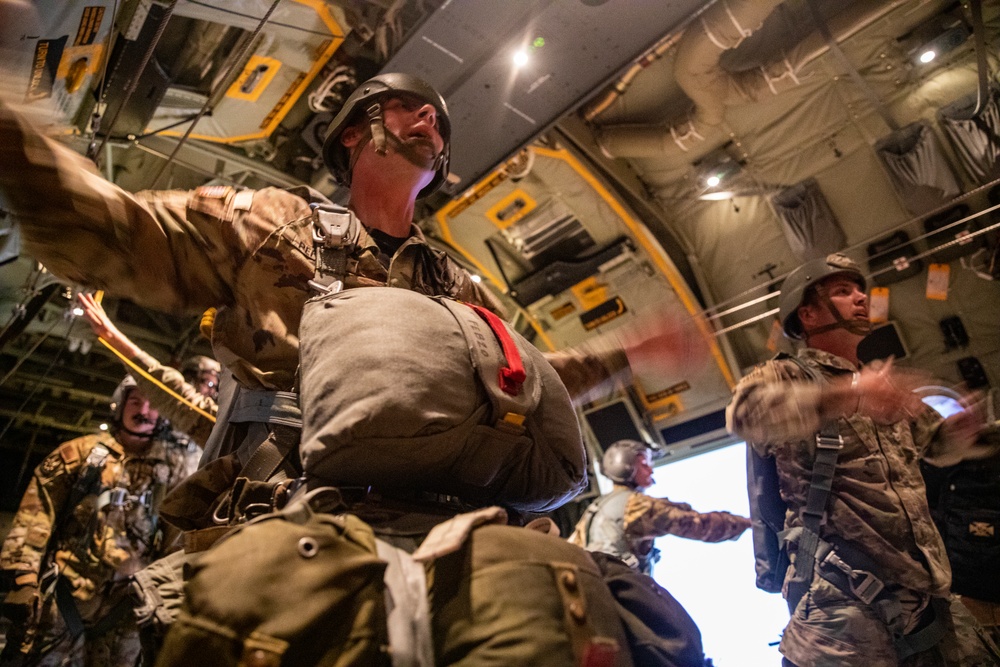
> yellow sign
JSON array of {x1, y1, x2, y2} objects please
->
[
  {"x1": 226, "y1": 55, "x2": 282, "y2": 102},
  {"x1": 580, "y1": 296, "x2": 627, "y2": 331},
  {"x1": 550, "y1": 302, "x2": 576, "y2": 320},
  {"x1": 571, "y1": 277, "x2": 608, "y2": 311},
  {"x1": 485, "y1": 189, "x2": 537, "y2": 229}
]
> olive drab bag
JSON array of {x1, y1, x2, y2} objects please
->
[
  {"x1": 156, "y1": 491, "x2": 391, "y2": 667},
  {"x1": 298, "y1": 287, "x2": 587, "y2": 512}
]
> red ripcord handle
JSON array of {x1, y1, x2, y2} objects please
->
[{"x1": 465, "y1": 303, "x2": 526, "y2": 396}]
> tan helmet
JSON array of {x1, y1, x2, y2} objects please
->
[
  {"x1": 778, "y1": 253, "x2": 868, "y2": 340},
  {"x1": 321, "y1": 72, "x2": 451, "y2": 199}
]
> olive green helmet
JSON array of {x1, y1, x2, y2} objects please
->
[
  {"x1": 778, "y1": 253, "x2": 867, "y2": 339},
  {"x1": 600, "y1": 440, "x2": 651, "y2": 488},
  {"x1": 321, "y1": 72, "x2": 451, "y2": 199}
]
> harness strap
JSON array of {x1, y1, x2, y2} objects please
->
[
  {"x1": 54, "y1": 577, "x2": 86, "y2": 640},
  {"x1": 228, "y1": 388, "x2": 301, "y2": 428},
  {"x1": 786, "y1": 422, "x2": 842, "y2": 610}
]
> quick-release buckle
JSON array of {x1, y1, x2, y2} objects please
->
[
  {"x1": 816, "y1": 433, "x2": 844, "y2": 450},
  {"x1": 821, "y1": 549, "x2": 885, "y2": 604}
]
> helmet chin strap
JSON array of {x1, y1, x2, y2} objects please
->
[
  {"x1": 803, "y1": 283, "x2": 873, "y2": 338},
  {"x1": 115, "y1": 424, "x2": 156, "y2": 440},
  {"x1": 348, "y1": 101, "x2": 444, "y2": 175}
]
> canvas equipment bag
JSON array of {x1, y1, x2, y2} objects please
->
[
  {"x1": 298, "y1": 286, "x2": 587, "y2": 512},
  {"x1": 155, "y1": 489, "x2": 391, "y2": 667}
]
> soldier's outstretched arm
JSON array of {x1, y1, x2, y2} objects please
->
[
  {"x1": 624, "y1": 493, "x2": 751, "y2": 543},
  {"x1": 0, "y1": 101, "x2": 296, "y2": 315}
]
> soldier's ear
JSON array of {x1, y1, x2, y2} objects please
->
[
  {"x1": 340, "y1": 122, "x2": 365, "y2": 149},
  {"x1": 798, "y1": 303, "x2": 818, "y2": 329}
]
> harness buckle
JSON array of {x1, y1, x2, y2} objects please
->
[
  {"x1": 816, "y1": 433, "x2": 843, "y2": 450},
  {"x1": 848, "y1": 570, "x2": 885, "y2": 605}
]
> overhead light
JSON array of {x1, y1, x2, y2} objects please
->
[
  {"x1": 699, "y1": 189, "x2": 738, "y2": 201},
  {"x1": 470, "y1": 274, "x2": 482, "y2": 283},
  {"x1": 99, "y1": 423, "x2": 109, "y2": 431},
  {"x1": 900, "y1": 10, "x2": 969, "y2": 68},
  {"x1": 693, "y1": 147, "x2": 743, "y2": 201},
  {"x1": 513, "y1": 49, "x2": 530, "y2": 68},
  {"x1": 71, "y1": 306, "x2": 84, "y2": 317}
]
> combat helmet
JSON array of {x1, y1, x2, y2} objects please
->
[
  {"x1": 778, "y1": 252, "x2": 868, "y2": 340},
  {"x1": 322, "y1": 72, "x2": 451, "y2": 199},
  {"x1": 182, "y1": 355, "x2": 221, "y2": 396},
  {"x1": 109, "y1": 375, "x2": 139, "y2": 425},
  {"x1": 600, "y1": 440, "x2": 651, "y2": 488}
]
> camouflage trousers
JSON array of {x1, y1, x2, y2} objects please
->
[
  {"x1": 9, "y1": 583, "x2": 140, "y2": 667},
  {"x1": 780, "y1": 576, "x2": 1000, "y2": 667}
]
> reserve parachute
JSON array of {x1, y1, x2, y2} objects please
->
[{"x1": 298, "y1": 287, "x2": 587, "y2": 512}]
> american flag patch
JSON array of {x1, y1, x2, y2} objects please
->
[{"x1": 195, "y1": 185, "x2": 230, "y2": 199}]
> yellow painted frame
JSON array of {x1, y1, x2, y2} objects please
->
[
  {"x1": 226, "y1": 55, "x2": 282, "y2": 102},
  {"x1": 437, "y1": 146, "x2": 735, "y2": 387},
  {"x1": 161, "y1": 0, "x2": 344, "y2": 144},
  {"x1": 485, "y1": 188, "x2": 537, "y2": 229}
]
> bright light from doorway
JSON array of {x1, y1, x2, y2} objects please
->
[{"x1": 648, "y1": 442, "x2": 788, "y2": 666}]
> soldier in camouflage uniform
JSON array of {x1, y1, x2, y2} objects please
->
[
  {"x1": 77, "y1": 292, "x2": 218, "y2": 463},
  {"x1": 0, "y1": 378, "x2": 190, "y2": 666},
  {"x1": 0, "y1": 73, "x2": 674, "y2": 529},
  {"x1": 727, "y1": 253, "x2": 1000, "y2": 666},
  {"x1": 569, "y1": 439, "x2": 750, "y2": 574}
]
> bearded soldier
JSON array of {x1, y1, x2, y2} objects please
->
[{"x1": 0, "y1": 378, "x2": 190, "y2": 666}]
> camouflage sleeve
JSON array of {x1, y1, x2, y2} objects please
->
[
  {"x1": 624, "y1": 493, "x2": 751, "y2": 543},
  {"x1": 544, "y1": 339, "x2": 631, "y2": 404},
  {"x1": 130, "y1": 349, "x2": 216, "y2": 447},
  {"x1": 0, "y1": 443, "x2": 82, "y2": 584},
  {"x1": 0, "y1": 101, "x2": 294, "y2": 315},
  {"x1": 725, "y1": 358, "x2": 824, "y2": 449}
]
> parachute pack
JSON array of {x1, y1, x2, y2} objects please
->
[{"x1": 298, "y1": 286, "x2": 588, "y2": 512}]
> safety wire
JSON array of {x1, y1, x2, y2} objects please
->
[{"x1": 92, "y1": 292, "x2": 216, "y2": 423}]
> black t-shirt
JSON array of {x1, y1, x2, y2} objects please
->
[{"x1": 368, "y1": 228, "x2": 408, "y2": 268}]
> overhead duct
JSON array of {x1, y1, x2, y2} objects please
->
[{"x1": 594, "y1": 0, "x2": 911, "y2": 160}]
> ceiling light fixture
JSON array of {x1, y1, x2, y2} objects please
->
[
  {"x1": 919, "y1": 49, "x2": 937, "y2": 64},
  {"x1": 513, "y1": 49, "x2": 529, "y2": 68}
]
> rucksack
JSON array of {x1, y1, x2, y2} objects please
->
[
  {"x1": 298, "y1": 286, "x2": 587, "y2": 512},
  {"x1": 156, "y1": 490, "x2": 391, "y2": 667}
]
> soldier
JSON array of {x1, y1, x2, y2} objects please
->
[
  {"x1": 77, "y1": 292, "x2": 218, "y2": 452},
  {"x1": 727, "y1": 253, "x2": 1000, "y2": 666},
  {"x1": 0, "y1": 377, "x2": 191, "y2": 666},
  {"x1": 569, "y1": 439, "x2": 750, "y2": 574},
  {"x1": 0, "y1": 73, "x2": 696, "y2": 529}
]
